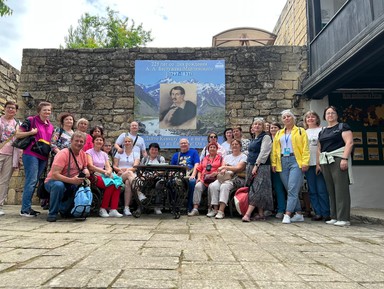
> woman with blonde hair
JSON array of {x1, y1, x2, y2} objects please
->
[
  {"x1": 242, "y1": 118, "x2": 273, "y2": 222},
  {"x1": 76, "y1": 118, "x2": 93, "y2": 151},
  {"x1": 113, "y1": 136, "x2": 141, "y2": 216},
  {"x1": 271, "y1": 110, "x2": 310, "y2": 224}
]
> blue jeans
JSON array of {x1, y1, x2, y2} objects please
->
[
  {"x1": 279, "y1": 156, "x2": 303, "y2": 213},
  {"x1": 305, "y1": 166, "x2": 330, "y2": 217},
  {"x1": 272, "y1": 171, "x2": 286, "y2": 213},
  {"x1": 45, "y1": 180, "x2": 76, "y2": 218},
  {"x1": 21, "y1": 154, "x2": 47, "y2": 212},
  {"x1": 187, "y1": 179, "x2": 196, "y2": 212}
]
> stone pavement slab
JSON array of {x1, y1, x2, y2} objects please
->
[{"x1": 0, "y1": 205, "x2": 383, "y2": 288}]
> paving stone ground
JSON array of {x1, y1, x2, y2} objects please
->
[{"x1": 0, "y1": 205, "x2": 383, "y2": 289}]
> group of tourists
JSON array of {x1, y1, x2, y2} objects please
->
[{"x1": 0, "y1": 100, "x2": 353, "y2": 226}]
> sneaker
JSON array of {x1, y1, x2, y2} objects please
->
[
  {"x1": 282, "y1": 214, "x2": 291, "y2": 224},
  {"x1": 20, "y1": 209, "x2": 40, "y2": 217},
  {"x1": 275, "y1": 212, "x2": 284, "y2": 219},
  {"x1": 99, "y1": 208, "x2": 109, "y2": 218},
  {"x1": 0, "y1": 209, "x2": 4, "y2": 216},
  {"x1": 264, "y1": 210, "x2": 273, "y2": 217},
  {"x1": 215, "y1": 211, "x2": 225, "y2": 219},
  {"x1": 325, "y1": 219, "x2": 337, "y2": 225},
  {"x1": 109, "y1": 209, "x2": 123, "y2": 218},
  {"x1": 154, "y1": 207, "x2": 162, "y2": 215},
  {"x1": 206, "y1": 210, "x2": 218, "y2": 217},
  {"x1": 334, "y1": 220, "x2": 350, "y2": 227},
  {"x1": 188, "y1": 208, "x2": 199, "y2": 216},
  {"x1": 137, "y1": 191, "x2": 147, "y2": 201},
  {"x1": 290, "y1": 213, "x2": 304, "y2": 222},
  {"x1": 123, "y1": 206, "x2": 132, "y2": 216},
  {"x1": 46, "y1": 216, "x2": 57, "y2": 222}
]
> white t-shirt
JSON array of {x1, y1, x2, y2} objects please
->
[
  {"x1": 306, "y1": 127, "x2": 322, "y2": 166},
  {"x1": 224, "y1": 153, "x2": 247, "y2": 166},
  {"x1": 115, "y1": 132, "x2": 146, "y2": 156},
  {"x1": 114, "y1": 151, "x2": 140, "y2": 169}
]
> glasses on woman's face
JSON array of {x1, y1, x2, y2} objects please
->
[
  {"x1": 104, "y1": 145, "x2": 112, "y2": 147},
  {"x1": 326, "y1": 112, "x2": 337, "y2": 115},
  {"x1": 209, "y1": 135, "x2": 217, "y2": 139}
]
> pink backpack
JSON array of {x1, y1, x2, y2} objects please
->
[{"x1": 234, "y1": 186, "x2": 249, "y2": 216}]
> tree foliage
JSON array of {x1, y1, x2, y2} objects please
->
[
  {"x1": 0, "y1": 0, "x2": 12, "y2": 16},
  {"x1": 62, "y1": 7, "x2": 153, "y2": 49}
]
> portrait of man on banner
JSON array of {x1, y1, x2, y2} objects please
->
[{"x1": 159, "y1": 84, "x2": 197, "y2": 129}]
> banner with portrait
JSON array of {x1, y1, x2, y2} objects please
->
[{"x1": 134, "y1": 60, "x2": 226, "y2": 148}]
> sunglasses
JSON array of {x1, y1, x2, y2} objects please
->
[{"x1": 209, "y1": 135, "x2": 217, "y2": 138}]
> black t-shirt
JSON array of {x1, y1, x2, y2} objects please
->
[{"x1": 319, "y1": 123, "x2": 351, "y2": 152}]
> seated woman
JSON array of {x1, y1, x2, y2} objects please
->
[
  {"x1": 86, "y1": 136, "x2": 123, "y2": 218},
  {"x1": 101, "y1": 140, "x2": 114, "y2": 168},
  {"x1": 208, "y1": 139, "x2": 247, "y2": 219},
  {"x1": 113, "y1": 136, "x2": 140, "y2": 216},
  {"x1": 188, "y1": 142, "x2": 222, "y2": 216},
  {"x1": 140, "y1": 142, "x2": 166, "y2": 215}
]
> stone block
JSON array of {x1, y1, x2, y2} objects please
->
[{"x1": 275, "y1": 80, "x2": 293, "y2": 90}]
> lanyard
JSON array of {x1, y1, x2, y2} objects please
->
[{"x1": 284, "y1": 128, "x2": 291, "y2": 146}]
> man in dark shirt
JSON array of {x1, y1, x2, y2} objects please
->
[{"x1": 160, "y1": 86, "x2": 197, "y2": 127}]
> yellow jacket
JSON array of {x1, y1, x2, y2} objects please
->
[{"x1": 271, "y1": 125, "x2": 310, "y2": 172}]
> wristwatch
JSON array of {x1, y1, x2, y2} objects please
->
[{"x1": 341, "y1": 157, "x2": 348, "y2": 161}]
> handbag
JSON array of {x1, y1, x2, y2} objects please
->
[
  {"x1": 12, "y1": 135, "x2": 35, "y2": 149},
  {"x1": 217, "y1": 170, "x2": 234, "y2": 183},
  {"x1": 203, "y1": 173, "x2": 217, "y2": 184},
  {"x1": 12, "y1": 117, "x2": 35, "y2": 150}
]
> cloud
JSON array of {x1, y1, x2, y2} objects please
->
[{"x1": 0, "y1": 0, "x2": 287, "y2": 69}]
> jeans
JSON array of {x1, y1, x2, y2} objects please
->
[
  {"x1": 279, "y1": 156, "x2": 303, "y2": 213},
  {"x1": 21, "y1": 154, "x2": 47, "y2": 212},
  {"x1": 272, "y1": 171, "x2": 286, "y2": 213},
  {"x1": 45, "y1": 180, "x2": 76, "y2": 218},
  {"x1": 187, "y1": 179, "x2": 196, "y2": 212},
  {"x1": 305, "y1": 166, "x2": 330, "y2": 217}
]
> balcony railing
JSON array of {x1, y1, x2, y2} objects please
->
[{"x1": 309, "y1": 0, "x2": 384, "y2": 74}]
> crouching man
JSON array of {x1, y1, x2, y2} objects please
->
[{"x1": 44, "y1": 131, "x2": 90, "y2": 222}]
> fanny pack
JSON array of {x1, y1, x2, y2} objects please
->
[{"x1": 31, "y1": 139, "x2": 51, "y2": 157}]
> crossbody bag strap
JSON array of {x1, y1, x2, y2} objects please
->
[
  {"x1": 133, "y1": 135, "x2": 138, "y2": 147},
  {"x1": 67, "y1": 148, "x2": 71, "y2": 177},
  {"x1": 69, "y1": 148, "x2": 82, "y2": 173}
]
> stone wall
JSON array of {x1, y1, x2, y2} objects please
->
[
  {"x1": 273, "y1": 0, "x2": 307, "y2": 46},
  {"x1": 20, "y1": 46, "x2": 308, "y2": 139},
  {"x1": 8, "y1": 46, "x2": 308, "y2": 206},
  {"x1": 0, "y1": 57, "x2": 20, "y2": 112}
]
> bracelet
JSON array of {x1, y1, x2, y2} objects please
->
[{"x1": 341, "y1": 157, "x2": 348, "y2": 161}]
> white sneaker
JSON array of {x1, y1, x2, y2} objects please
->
[
  {"x1": 0, "y1": 209, "x2": 4, "y2": 216},
  {"x1": 334, "y1": 220, "x2": 350, "y2": 227},
  {"x1": 99, "y1": 208, "x2": 109, "y2": 218},
  {"x1": 282, "y1": 214, "x2": 291, "y2": 224},
  {"x1": 123, "y1": 206, "x2": 132, "y2": 216},
  {"x1": 109, "y1": 209, "x2": 123, "y2": 218},
  {"x1": 137, "y1": 192, "x2": 147, "y2": 201},
  {"x1": 215, "y1": 211, "x2": 225, "y2": 219},
  {"x1": 290, "y1": 213, "x2": 304, "y2": 222},
  {"x1": 206, "y1": 210, "x2": 217, "y2": 217},
  {"x1": 154, "y1": 207, "x2": 162, "y2": 215},
  {"x1": 188, "y1": 208, "x2": 199, "y2": 216},
  {"x1": 325, "y1": 219, "x2": 337, "y2": 225}
]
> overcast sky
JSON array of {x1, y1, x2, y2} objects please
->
[{"x1": 0, "y1": 0, "x2": 287, "y2": 70}]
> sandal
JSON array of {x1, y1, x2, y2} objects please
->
[
  {"x1": 253, "y1": 215, "x2": 266, "y2": 221},
  {"x1": 242, "y1": 214, "x2": 251, "y2": 222}
]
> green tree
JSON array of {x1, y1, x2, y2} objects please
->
[
  {"x1": 62, "y1": 7, "x2": 153, "y2": 48},
  {"x1": 0, "y1": 0, "x2": 12, "y2": 16}
]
